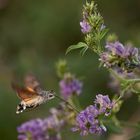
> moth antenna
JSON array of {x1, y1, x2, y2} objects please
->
[{"x1": 54, "y1": 93, "x2": 80, "y2": 113}]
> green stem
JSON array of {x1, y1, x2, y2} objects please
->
[
  {"x1": 115, "y1": 90, "x2": 125, "y2": 104},
  {"x1": 115, "y1": 84, "x2": 131, "y2": 104},
  {"x1": 131, "y1": 88, "x2": 140, "y2": 94},
  {"x1": 127, "y1": 78, "x2": 140, "y2": 83}
]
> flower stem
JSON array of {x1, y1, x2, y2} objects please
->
[
  {"x1": 109, "y1": 68, "x2": 124, "y2": 82},
  {"x1": 127, "y1": 78, "x2": 140, "y2": 83},
  {"x1": 115, "y1": 84, "x2": 131, "y2": 104}
]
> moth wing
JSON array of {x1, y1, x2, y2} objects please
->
[
  {"x1": 24, "y1": 73, "x2": 41, "y2": 92},
  {"x1": 12, "y1": 83, "x2": 38, "y2": 101}
]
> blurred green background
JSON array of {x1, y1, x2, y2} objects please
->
[{"x1": 0, "y1": 0, "x2": 140, "y2": 139}]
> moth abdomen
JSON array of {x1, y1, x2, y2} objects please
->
[{"x1": 16, "y1": 103, "x2": 26, "y2": 114}]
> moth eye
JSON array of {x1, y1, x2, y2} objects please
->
[{"x1": 48, "y1": 94, "x2": 54, "y2": 98}]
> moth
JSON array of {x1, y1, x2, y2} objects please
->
[{"x1": 12, "y1": 74, "x2": 55, "y2": 114}]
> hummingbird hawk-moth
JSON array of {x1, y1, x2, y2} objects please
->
[{"x1": 12, "y1": 74, "x2": 55, "y2": 114}]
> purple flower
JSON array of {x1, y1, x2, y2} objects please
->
[
  {"x1": 72, "y1": 94, "x2": 113, "y2": 136},
  {"x1": 99, "y1": 52, "x2": 111, "y2": 67},
  {"x1": 95, "y1": 94, "x2": 114, "y2": 116},
  {"x1": 59, "y1": 74, "x2": 83, "y2": 99},
  {"x1": 100, "y1": 41, "x2": 140, "y2": 72},
  {"x1": 80, "y1": 20, "x2": 91, "y2": 34},
  {"x1": 124, "y1": 46, "x2": 138, "y2": 58},
  {"x1": 17, "y1": 115, "x2": 64, "y2": 140},
  {"x1": 105, "y1": 41, "x2": 139, "y2": 59},
  {"x1": 105, "y1": 42, "x2": 125, "y2": 57},
  {"x1": 17, "y1": 119, "x2": 46, "y2": 140},
  {"x1": 18, "y1": 135, "x2": 27, "y2": 140},
  {"x1": 105, "y1": 42, "x2": 139, "y2": 59}
]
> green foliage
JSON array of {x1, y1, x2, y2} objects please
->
[
  {"x1": 66, "y1": 42, "x2": 88, "y2": 55},
  {"x1": 106, "y1": 121, "x2": 122, "y2": 134}
]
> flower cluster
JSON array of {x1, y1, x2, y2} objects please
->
[
  {"x1": 72, "y1": 94, "x2": 114, "y2": 136},
  {"x1": 17, "y1": 119, "x2": 47, "y2": 140},
  {"x1": 100, "y1": 41, "x2": 140, "y2": 72},
  {"x1": 80, "y1": 1, "x2": 104, "y2": 34},
  {"x1": 66, "y1": 1, "x2": 107, "y2": 55},
  {"x1": 59, "y1": 73, "x2": 83, "y2": 99},
  {"x1": 17, "y1": 111, "x2": 64, "y2": 140}
]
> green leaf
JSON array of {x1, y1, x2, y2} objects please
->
[
  {"x1": 80, "y1": 46, "x2": 88, "y2": 56},
  {"x1": 66, "y1": 42, "x2": 87, "y2": 55},
  {"x1": 100, "y1": 29, "x2": 109, "y2": 39}
]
